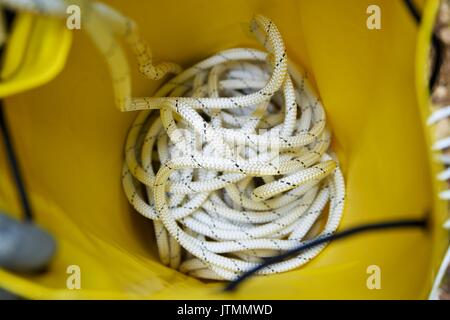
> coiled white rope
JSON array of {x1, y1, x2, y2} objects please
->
[
  {"x1": 122, "y1": 16, "x2": 345, "y2": 280},
  {"x1": 1, "y1": 0, "x2": 346, "y2": 280}
]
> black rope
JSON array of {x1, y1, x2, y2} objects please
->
[
  {"x1": 0, "y1": 101, "x2": 34, "y2": 222},
  {"x1": 404, "y1": 0, "x2": 444, "y2": 91},
  {"x1": 0, "y1": 10, "x2": 32, "y2": 222},
  {"x1": 224, "y1": 218, "x2": 427, "y2": 291},
  {"x1": 404, "y1": 0, "x2": 421, "y2": 22}
]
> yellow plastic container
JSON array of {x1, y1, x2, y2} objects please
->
[{"x1": 0, "y1": 0, "x2": 447, "y2": 299}]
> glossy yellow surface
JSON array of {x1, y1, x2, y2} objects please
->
[
  {"x1": 0, "y1": 0, "x2": 446, "y2": 299},
  {"x1": 0, "y1": 12, "x2": 72, "y2": 97}
]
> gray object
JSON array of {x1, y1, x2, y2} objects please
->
[
  {"x1": 0, "y1": 288, "x2": 21, "y2": 300},
  {"x1": 0, "y1": 213, "x2": 56, "y2": 273}
]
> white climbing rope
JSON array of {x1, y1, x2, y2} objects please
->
[
  {"x1": 1, "y1": 0, "x2": 346, "y2": 280},
  {"x1": 121, "y1": 15, "x2": 345, "y2": 280}
]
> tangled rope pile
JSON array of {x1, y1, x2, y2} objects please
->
[
  {"x1": 122, "y1": 16, "x2": 345, "y2": 280},
  {"x1": 0, "y1": 0, "x2": 345, "y2": 280}
]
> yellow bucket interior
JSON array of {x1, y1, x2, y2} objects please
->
[{"x1": 0, "y1": 0, "x2": 448, "y2": 299}]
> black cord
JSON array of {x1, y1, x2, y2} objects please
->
[
  {"x1": 404, "y1": 0, "x2": 421, "y2": 22},
  {"x1": 403, "y1": 0, "x2": 443, "y2": 91},
  {"x1": 0, "y1": 10, "x2": 33, "y2": 221},
  {"x1": 430, "y1": 35, "x2": 444, "y2": 91},
  {"x1": 224, "y1": 218, "x2": 427, "y2": 291},
  {"x1": 0, "y1": 101, "x2": 34, "y2": 222}
]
